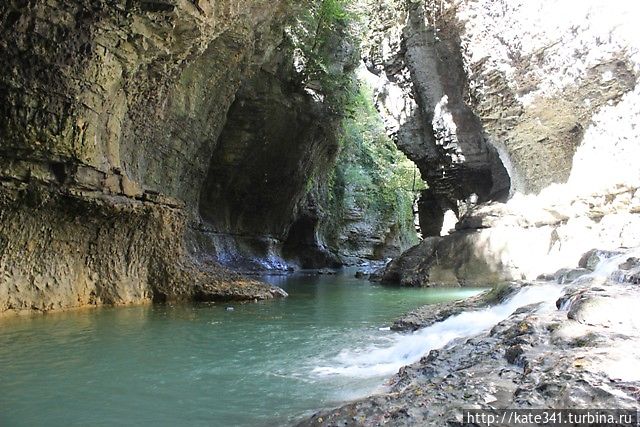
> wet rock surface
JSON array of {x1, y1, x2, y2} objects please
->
[
  {"x1": 298, "y1": 251, "x2": 640, "y2": 426},
  {"x1": 579, "y1": 249, "x2": 625, "y2": 271},
  {"x1": 553, "y1": 268, "x2": 591, "y2": 284},
  {"x1": 392, "y1": 283, "x2": 518, "y2": 331}
]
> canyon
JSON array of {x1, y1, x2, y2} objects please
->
[
  {"x1": 1, "y1": 0, "x2": 639, "y2": 425},
  {"x1": 0, "y1": 0, "x2": 418, "y2": 313}
]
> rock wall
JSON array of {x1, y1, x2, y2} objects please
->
[
  {"x1": 5, "y1": 0, "x2": 637, "y2": 309},
  {"x1": 1, "y1": 0, "x2": 292, "y2": 207},
  {"x1": 0, "y1": 181, "x2": 285, "y2": 315},
  {"x1": 290, "y1": 126, "x2": 419, "y2": 268},
  {"x1": 197, "y1": 29, "x2": 351, "y2": 271},
  {"x1": 0, "y1": 0, "x2": 297, "y2": 314},
  {"x1": 0, "y1": 0, "x2": 412, "y2": 313},
  {"x1": 368, "y1": 0, "x2": 640, "y2": 285},
  {"x1": 366, "y1": 0, "x2": 639, "y2": 202},
  {"x1": 286, "y1": 78, "x2": 420, "y2": 268},
  {"x1": 459, "y1": 0, "x2": 639, "y2": 195},
  {"x1": 362, "y1": 0, "x2": 511, "y2": 233},
  {"x1": 195, "y1": 13, "x2": 418, "y2": 271}
]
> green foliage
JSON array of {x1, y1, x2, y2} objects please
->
[
  {"x1": 317, "y1": 0, "x2": 351, "y2": 25},
  {"x1": 326, "y1": 82, "x2": 423, "y2": 241},
  {"x1": 288, "y1": 0, "x2": 425, "y2": 250},
  {"x1": 286, "y1": 0, "x2": 361, "y2": 113}
]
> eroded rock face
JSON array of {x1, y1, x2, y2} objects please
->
[
  {"x1": 371, "y1": 0, "x2": 640, "y2": 285},
  {"x1": 0, "y1": 0, "x2": 296, "y2": 314},
  {"x1": 0, "y1": 182, "x2": 284, "y2": 315},
  {"x1": 1, "y1": 0, "x2": 290, "y2": 207},
  {"x1": 362, "y1": 0, "x2": 511, "y2": 233},
  {"x1": 197, "y1": 30, "x2": 352, "y2": 271},
  {"x1": 0, "y1": 0, "x2": 411, "y2": 312},
  {"x1": 364, "y1": 0, "x2": 640, "y2": 236},
  {"x1": 195, "y1": 21, "x2": 419, "y2": 270},
  {"x1": 459, "y1": 0, "x2": 640, "y2": 194}
]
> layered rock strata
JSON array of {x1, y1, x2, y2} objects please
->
[
  {"x1": 0, "y1": 0, "x2": 296, "y2": 314},
  {"x1": 371, "y1": 0, "x2": 640, "y2": 284},
  {"x1": 197, "y1": 27, "x2": 356, "y2": 271},
  {"x1": 365, "y1": 0, "x2": 639, "y2": 231},
  {"x1": 362, "y1": 0, "x2": 512, "y2": 233}
]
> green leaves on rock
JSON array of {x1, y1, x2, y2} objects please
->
[
  {"x1": 321, "y1": 82, "x2": 422, "y2": 256},
  {"x1": 285, "y1": 0, "x2": 360, "y2": 113}
]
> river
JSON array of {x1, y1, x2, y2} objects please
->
[{"x1": 0, "y1": 271, "x2": 485, "y2": 426}]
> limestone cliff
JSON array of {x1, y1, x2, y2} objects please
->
[
  {"x1": 5, "y1": 0, "x2": 637, "y2": 311},
  {"x1": 0, "y1": 0, "x2": 418, "y2": 314},
  {"x1": 193, "y1": 5, "x2": 418, "y2": 272},
  {"x1": 1, "y1": 0, "x2": 296, "y2": 206},
  {"x1": 0, "y1": 0, "x2": 299, "y2": 314},
  {"x1": 196, "y1": 20, "x2": 356, "y2": 271},
  {"x1": 362, "y1": 0, "x2": 511, "y2": 233},
  {"x1": 371, "y1": 0, "x2": 640, "y2": 286}
]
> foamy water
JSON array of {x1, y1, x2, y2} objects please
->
[
  {"x1": 313, "y1": 284, "x2": 564, "y2": 379},
  {"x1": 314, "y1": 247, "x2": 640, "y2": 381},
  {"x1": 595, "y1": 248, "x2": 640, "y2": 283}
]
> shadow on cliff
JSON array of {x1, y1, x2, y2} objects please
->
[{"x1": 371, "y1": 1, "x2": 511, "y2": 238}]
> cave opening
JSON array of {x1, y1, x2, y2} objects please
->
[
  {"x1": 194, "y1": 0, "x2": 430, "y2": 271},
  {"x1": 197, "y1": 67, "x2": 425, "y2": 270},
  {"x1": 194, "y1": 0, "x2": 515, "y2": 270}
]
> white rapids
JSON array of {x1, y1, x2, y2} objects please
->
[
  {"x1": 314, "y1": 247, "x2": 640, "y2": 380},
  {"x1": 313, "y1": 284, "x2": 564, "y2": 379}
]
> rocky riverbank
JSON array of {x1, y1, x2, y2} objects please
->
[
  {"x1": 298, "y1": 248, "x2": 640, "y2": 426},
  {"x1": 0, "y1": 179, "x2": 287, "y2": 316}
]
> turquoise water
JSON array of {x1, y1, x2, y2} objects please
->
[{"x1": 0, "y1": 272, "x2": 484, "y2": 426}]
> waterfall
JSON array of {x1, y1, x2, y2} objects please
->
[{"x1": 595, "y1": 249, "x2": 640, "y2": 284}]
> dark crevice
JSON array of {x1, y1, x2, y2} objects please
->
[{"x1": 50, "y1": 162, "x2": 68, "y2": 185}]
